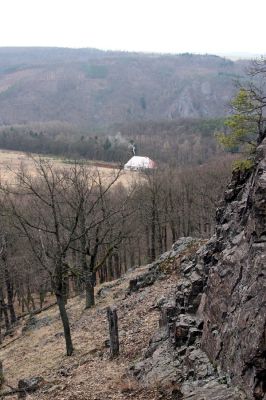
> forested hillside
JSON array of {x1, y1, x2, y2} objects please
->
[{"x1": 0, "y1": 48, "x2": 248, "y2": 129}]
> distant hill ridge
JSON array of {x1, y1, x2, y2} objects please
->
[{"x1": 0, "y1": 47, "x2": 249, "y2": 129}]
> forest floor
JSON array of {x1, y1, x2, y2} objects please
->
[{"x1": 0, "y1": 259, "x2": 182, "y2": 399}]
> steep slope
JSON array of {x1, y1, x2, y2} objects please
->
[
  {"x1": 0, "y1": 239, "x2": 203, "y2": 399},
  {"x1": 0, "y1": 48, "x2": 247, "y2": 128}
]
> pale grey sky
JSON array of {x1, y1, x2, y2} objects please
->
[{"x1": 0, "y1": 0, "x2": 265, "y2": 55}]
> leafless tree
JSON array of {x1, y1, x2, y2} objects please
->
[
  {"x1": 0, "y1": 158, "x2": 84, "y2": 355},
  {"x1": 67, "y1": 166, "x2": 134, "y2": 308}
]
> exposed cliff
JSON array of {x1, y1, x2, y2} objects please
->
[
  {"x1": 133, "y1": 140, "x2": 266, "y2": 399},
  {"x1": 201, "y1": 138, "x2": 266, "y2": 398}
]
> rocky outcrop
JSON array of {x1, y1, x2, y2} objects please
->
[
  {"x1": 128, "y1": 237, "x2": 199, "y2": 294},
  {"x1": 132, "y1": 139, "x2": 266, "y2": 399},
  {"x1": 201, "y1": 140, "x2": 266, "y2": 398},
  {"x1": 131, "y1": 241, "x2": 238, "y2": 399}
]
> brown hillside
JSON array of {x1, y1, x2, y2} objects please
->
[{"x1": 0, "y1": 48, "x2": 248, "y2": 129}]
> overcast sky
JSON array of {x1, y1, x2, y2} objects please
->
[{"x1": 0, "y1": 0, "x2": 265, "y2": 55}]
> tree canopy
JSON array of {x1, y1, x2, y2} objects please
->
[{"x1": 217, "y1": 57, "x2": 266, "y2": 159}]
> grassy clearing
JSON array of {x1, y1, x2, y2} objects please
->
[{"x1": 0, "y1": 149, "x2": 143, "y2": 188}]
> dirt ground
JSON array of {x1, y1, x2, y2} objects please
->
[{"x1": 0, "y1": 262, "x2": 180, "y2": 400}]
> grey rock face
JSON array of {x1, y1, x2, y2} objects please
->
[
  {"x1": 182, "y1": 380, "x2": 248, "y2": 400},
  {"x1": 131, "y1": 240, "x2": 217, "y2": 393},
  {"x1": 132, "y1": 141, "x2": 266, "y2": 399},
  {"x1": 201, "y1": 139, "x2": 266, "y2": 399}
]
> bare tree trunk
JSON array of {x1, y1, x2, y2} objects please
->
[
  {"x1": 145, "y1": 226, "x2": 151, "y2": 262},
  {"x1": 107, "y1": 307, "x2": 119, "y2": 358},
  {"x1": 74, "y1": 275, "x2": 82, "y2": 296},
  {"x1": 56, "y1": 292, "x2": 73, "y2": 356},
  {"x1": 21, "y1": 297, "x2": 25, "y2": 313},
  {"x1": 99, "y1": 263, "x2": 107, "y2": 284},
  {"x1": 130, "y1": 247, "x2": 135, "y2": 268},
  {"x1": 157, "y1": 225, "x2": 163, "y2": 255},
  {"x1": 85, "y1": 269, "x2": 95, "y2": 309},
  {"x1": 170, "y1": 224, "x2": 177, "y2": 243},
  {"x1": 27, "y1": 286, "x2": 36, "y2": 311},
  {"x1": 107, "y1": 256, "x2": 113, "y2": 281},
  {"x1": 17, "y1": 286, "x2": 24, "y2": 313},
  {"x1": 62, "y1": 275, "x2": 69, "y2": 305},
  {"x1": 163, "y1": 225, "x2": 167, "y2": 252},
  {"x1": 0, "y1": 360, "x2": 4, "y2": 389},
  {"x1": 39, "y1": 285, "x2": 46, "y2": 309},
  {"x1": 54, "y1": 256, "x2": 74, "y2": 356},
  {"x1": 123, "y1": 245, "x2": 127, "y2": 273},
  {"x1": 4, "y1": 267, "x2": 16, "y2": 324},
  {"x1": 137, "y1": 238, "x2": 141, "y2": 266},
  {"x1": 113, "y1": 252, "x2": 120, "y2": 279},
  {"x1": 22, "y1": 295, "x2": 31, "y2": 314},
  {"x1": 151, "y1": 202, "x2": 156, "y2": 262},
  {"x1": 0, "y1": 288, "x2": 10, "y2": 331}
]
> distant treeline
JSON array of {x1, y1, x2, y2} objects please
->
[{"x1": 0, "y1": 118, "x2": 226, "y2": 166}]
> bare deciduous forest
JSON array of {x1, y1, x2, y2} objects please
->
[
  {"x1": 0, "y1": 53, "x2": 241, "y2": 352},
  {"x1": 0, "y1": 151, "x2": 233, "y2": 354},
  {"x1": 1, "y1": 48, "x2": 264, "y2": 400}
]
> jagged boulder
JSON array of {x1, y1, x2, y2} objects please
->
[{"x1": 128, "y1": 237, "x2": 199, "y2": 293}]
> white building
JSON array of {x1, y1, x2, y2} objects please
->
[{"x1": 124, "y1": 156, "x2": 156, "y2": 171}]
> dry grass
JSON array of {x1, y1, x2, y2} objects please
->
[
  {"x1": 0, "y1": 264, "x2": 180, "y2": 399},
  {"x1": 0, "y1": 149, "x2": 143, "y2": 188}
]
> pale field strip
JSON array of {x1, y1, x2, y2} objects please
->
[{"x1": 0, "y1": 149, "x2": 143, "y2": 188}]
